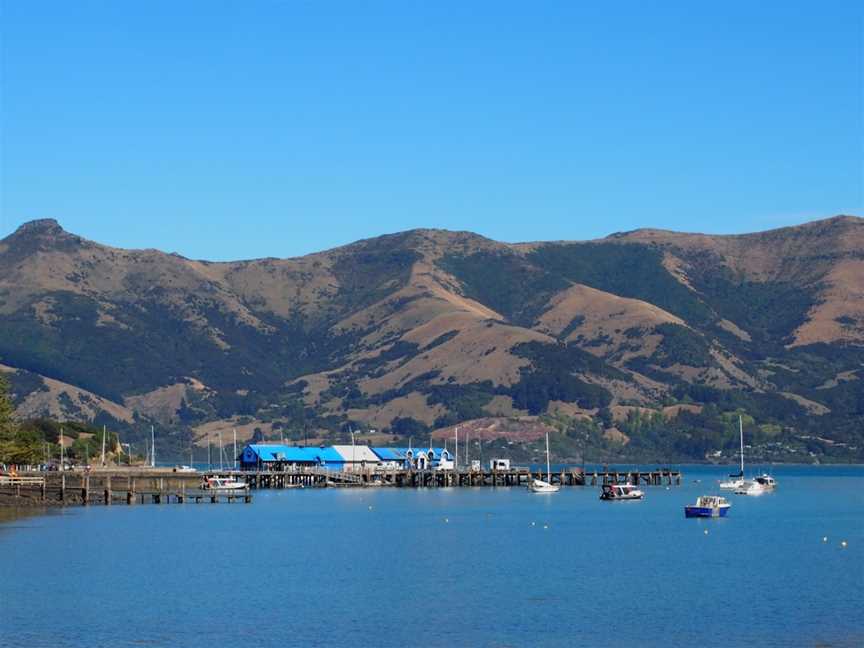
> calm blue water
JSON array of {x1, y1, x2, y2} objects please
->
[{"x1": 1, "y1": 465, "x2": 862, "y2": 647}]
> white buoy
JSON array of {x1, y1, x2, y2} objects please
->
[
  {"x1": 543, "y1": 524, "x2": 549, "y2": 530},
  {"x1": 841, "y1": 541, "x2": 848, "y2": 548},
  {"x1": 704, "y1": 529, "x2": 709, "y2": 535},
  {"x1": 368, "y1": 505, "x2": 373, "y2": 510},
  {"x1": 531, "y1": 522, "x2": 536, "y2": 526},
  {"x1": 823, "y1": 536, "x2": 828, "y2": 543},
  {"x1": 444, "y1": 518, "x2": 449, "y2": 523}
]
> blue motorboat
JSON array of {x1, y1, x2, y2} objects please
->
[{"x1": 684, "y1": 495, "x2": 731, "y2": 518}]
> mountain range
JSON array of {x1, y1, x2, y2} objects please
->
[{"x1": 1, "y1": 215, "x2": 862, "y2": 462}]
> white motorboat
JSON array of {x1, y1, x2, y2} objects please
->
[
  {"x1": 528, "y1": 432, "x2": 560, "y2": 493},
  {"x1": 734, "y1": 480, "x2": 765, "y2": 496},
  {"x1": 600, "y1": 483, "x2": 644, "y2": 500},
  {"x1": 204, "y1": 476, "x2": 247, "y2": 491},
  {"x1": 753, "y1": 473, "x2": 777, "y2": 489},
  {"x1": 734, "y1": 472, "x2": 777, "y2": 496},
  {"x1": 719, "y1": 415, "x2": 746, "y2": 490}
]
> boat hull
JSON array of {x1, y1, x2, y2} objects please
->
[
  {"x1": 528, "y1": 479, "x2": 560, "y2": 493},
  {"x1": 684, "y1": 505, "x2": 730, "y2": 518}
]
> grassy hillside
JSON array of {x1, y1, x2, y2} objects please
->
[{"x1": 1, "y1": 216, "x2": 862, "y2": 462}]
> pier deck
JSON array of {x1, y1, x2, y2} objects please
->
[{"x1": 0, "y1": 471, "x2": 251, "y2": 506}]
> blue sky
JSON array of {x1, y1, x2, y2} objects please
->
[{"x1": 1, "y1": 1, "x2": 861, "y2": 260}]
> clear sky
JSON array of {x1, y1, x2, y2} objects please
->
[{"x1": 1, "y1": 1, "x2": 861, "y2": 260}]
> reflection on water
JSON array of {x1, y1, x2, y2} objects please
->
[{"x1": 0, "y1": 506, "x2": 50, "y2": 527}]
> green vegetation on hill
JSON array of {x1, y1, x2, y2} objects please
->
[
  {"x1": 528, "y1": 242, "x2": 714, "y2": 325},
  {"x1": 507, "y1": 342, "x2": 617, "y2": 414},
  {"x1": 438, "y1": 251, "x2": 568, "y2": 324},
  {"x1": 686, "y1": 266, "x2": 820, "y2": 348},
  {"x1": 650, "y1": 323, "x2": 715, "y2": 368}
]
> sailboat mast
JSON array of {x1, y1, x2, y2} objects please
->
[
  {"x1": 151, "y1": 425, "x2": 155, "y2": 468},
  {"x1": 233, "y1": 428, "x2": 237, "y2": 471},
  {"x1": 101, "y1": 425, "x2": 107, "y2": 466},
  {"x1": 546, "y1": 432, "x2": 551, "y2": 482},
  {"x1": 455, "y1": 427, "x2": 458, "y2": 470},
  {"x1": 739, "y1": 415, "x2": 745, "y2": 474},
  {"x1": 219, "y1": 430, "x2": 224, "y2": 470}
]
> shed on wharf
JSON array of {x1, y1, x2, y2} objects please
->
[
  {"x1": 239, "y1": 445, "x2": 321, "y2": 471},
  {"x1": 238, "y1": 444, "x2": 381, "y2": 472},
  {"x1": 330, "y1": 445, "x2": 381, "y2": 472}
]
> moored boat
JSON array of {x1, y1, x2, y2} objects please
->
[
  {"x1": 600, "y1": 484, "x2": 644, "y2": 500},
  {"x1": 684, "y1": 495, "x2": 731, "y2": 518},
  {"x1": 754, "y1": 473, "x2": 777, "y2": 489},
  {"x1": 529, "y1": 478, "x2": 560, "y2": 493},
  {"x1": 528, "y1": 432, "x2": 560, "y2": 494},
  {"x1": 720, "y1": 415, "x2": 746, "y2": 490},
  {"x1": 734, "y1": 473, "x2": 776, "y2": 495},
  {"x1": 204, "y1": 476, "x2": 247, "y2": 491}
]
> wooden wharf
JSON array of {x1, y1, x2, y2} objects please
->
[
  {"x1": 0, "y1": 471, "x2": 251, "y2": 506},
  {"x1": 0, "y1": 467, "x2": 681, "y2": 506}
]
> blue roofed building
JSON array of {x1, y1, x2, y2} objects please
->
[
  {"x1": 312, "y1": 446, "x2": 347, "y2": 471},
  {"x1": 381, "y1": 447, "x2": 454, "y2": 470},
  {"x1": 239, "y1": 445, "x2": 321, "y2": 471},
  {"x1": 371, "y1": 447, "x2": 409, "y2": 469}
]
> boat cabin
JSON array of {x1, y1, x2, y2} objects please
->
[{"x1": 600, "y1": 484, "x2": 644, "y2": 500}]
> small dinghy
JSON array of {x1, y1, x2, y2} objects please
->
[{"x1": 684, "y1": 495, "x2": 730, "y2": 518}]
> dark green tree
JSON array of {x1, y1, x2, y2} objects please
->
[{"x1": 0, "y1": 373, "x2": 17, "y2": 439}]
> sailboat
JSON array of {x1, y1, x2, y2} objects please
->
[
  {"x1": 528, "y1": 432, "x2": 560, "y2": 493},
  {"x1": 719, "y1": 415, "x2": 746, "y2": 490}
]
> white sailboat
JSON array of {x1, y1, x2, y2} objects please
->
[
  {"x1": 528, "y1": 432, "x2": 560, "y2": 493},
  {"x1": 719, "y1": 416, "x2": 746, "y2": 490}
]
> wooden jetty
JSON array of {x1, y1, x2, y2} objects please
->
[
  {"x1": 0, "y1": 471, "x2": 251, "y2": 506},
  {"x1": 1, "y1": 466, "x2": 681, "y2": 506}
]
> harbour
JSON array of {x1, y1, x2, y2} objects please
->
[{"x1": 1, "y1": 464, "x2": 860, "y2": 648}]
